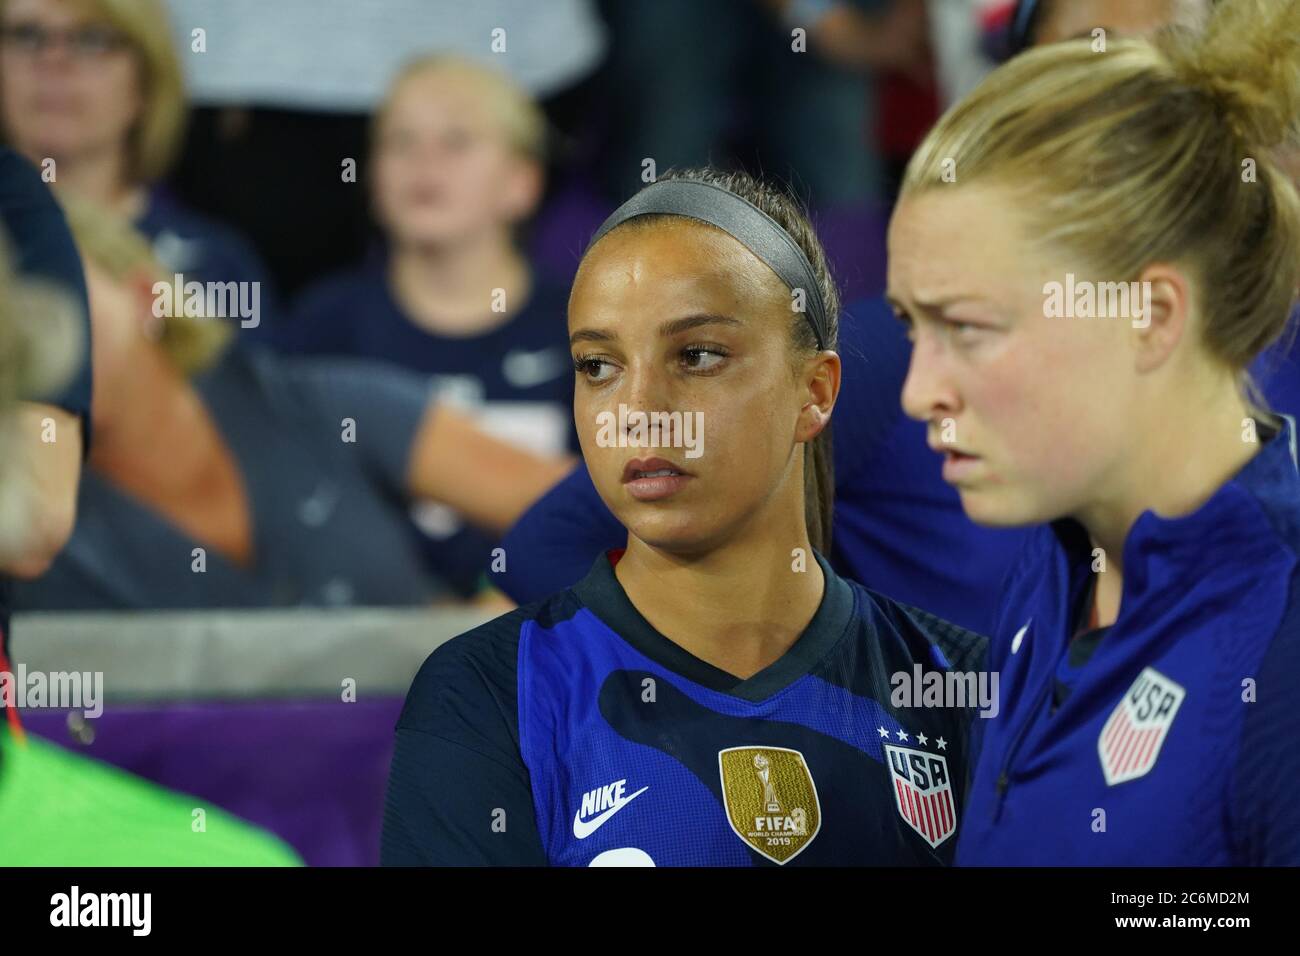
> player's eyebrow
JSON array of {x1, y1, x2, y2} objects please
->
[
  {"x1": 886, "y1": 293, "x2": 993, "y2": 316},
  {"x1": 569, "y1": 327, "x2": 615, "y2": 346},
  {"x1": 570, "y1": 313, "x2": 743, "y2": 346},
  {"x1": 659, "y1": 313, "x2": 743, "y2": 337}
]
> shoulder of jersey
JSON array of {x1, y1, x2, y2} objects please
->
[
  {"x1": 398, "y1": 589, "x2": 587, "y2": 733},
  {"x1": 847, "y1": 580, "x2": 989, "y2": 673},
  {"x1": 416, "y1": 589, "x2": 587, "y2": 682}
]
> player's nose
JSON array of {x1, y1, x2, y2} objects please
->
[
  {"x1": 621, "y1": 361, "x2": 679, "y2": 444},
  {"x1": 901, "y1": 330, "x2": 961, "y2": 424}
]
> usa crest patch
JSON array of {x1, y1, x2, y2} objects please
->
[
  {"x1": 885, "y1": 744, "x2": 957, "y2": 848},
  {"x1": 1099, "y1": 666, "x2": 1186, "y2": 786}
]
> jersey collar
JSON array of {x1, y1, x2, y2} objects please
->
[
  {"x1": 1048, "y1": 414, "x2": 1300, "y2": 622},
  {"x1": 571, "y1": 548, "x2": 856, "y2": 703}
]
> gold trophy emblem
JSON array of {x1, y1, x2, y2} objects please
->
[
  {"x1": 718, "y1": 747, "x2": 821, "y2": 864},
  {"x1": 754, "y1": 753, "x2": 782, "y2": 813}
]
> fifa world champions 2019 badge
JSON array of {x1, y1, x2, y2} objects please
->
[
  {"x1": 1099, "y1": 666, "x2": 1186, "y2": 785},
  {"x1": 718, "y1": 747, "x2": 821, "y2": 864}
]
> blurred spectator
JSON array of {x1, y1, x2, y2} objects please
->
[
  {"x1": 272, "y1": 56, "x2": 574, "y2": 596},
  {"x1": 0, "y1": 235, "x2": 80, "y2": 574},
  {"x1": 926, "y1": 0, "x2": 997, "y2": 102},
  {"x1": 1025, "y1": 0, "x2": 1209, "y2": 46},
  {"x1": 161, "y1": 0, "x2": 607, "y2": 297},
  {"x1": 0, "y1": 209, "x2": 300, "y2": 867},
  {"x1": 0, "y1": 0, "x2": 279, "y2": 340},
  {"x1": 0, "y1": 147, "x2": 90, "y2": 663},
  {"x1": 0, "y1": 148, "x2": 90, "y2": 860},
  {"x1": 600, "y1": 0, "x2": 930, "y2": 208},
  {"x1": 11, "y1": 200, "x2": 571, "y2": 612}
]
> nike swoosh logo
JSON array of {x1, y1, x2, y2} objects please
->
[
  {"x1": 1011, "y1": 621, "x2": 1030, "y2": 654},
  {"x1": 297, "y1": 481, "x2": 340, "y2": 527},
  {"x1": 503, "y1": 348, "x2": 567, "y2": 388},
  {"x1": 572, "y1": 786, "x2": 649, "y2": 839},
  {"x1": 152, "y1": 232, "x2": 204, "y2": 272}
]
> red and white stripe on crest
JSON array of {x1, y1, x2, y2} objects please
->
[
  {"x1": 894, "y1": 777, "x2": 955, "y2": 846},
  {"x1": 884, "y1": 743, "x2": 956, "y2": 849},
  {"x1": 1098, "y1": 666, "x2": 1187, "y2": 786}
]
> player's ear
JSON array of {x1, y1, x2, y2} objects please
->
[
  {"x1": 1132, "y1": 262, "x2": 1191, "y2": 374},
  {"x1": 796, "y1": 350, "x2": 840, "y2": 444}
]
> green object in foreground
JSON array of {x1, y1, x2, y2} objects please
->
[{"x1": 0, "y1": 728, "x2": 302, "y2": 866}]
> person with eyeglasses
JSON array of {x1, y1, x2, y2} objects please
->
[{"x1": 0, "y1": 0, "x2": 281, "y2": 342}]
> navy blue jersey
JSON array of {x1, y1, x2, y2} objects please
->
[
  {"x1": 383, "y1": 551, "x2": 987, "y2": 866},
  {"x1": 496, "y1": 297, "x2": 1031, "y2": 633},
  {"x1": 276, "y1": 260, "x2": 576, "y2": 593},
  {"x1": 958, "y1": 416, "x2": 1300, "y2": 866},
  {"x1": 277, "y1": 259, "x2": 574, "y2": 431}
]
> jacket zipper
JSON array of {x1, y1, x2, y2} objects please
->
[{"x1": 992, "y1": 673, "x2": 1055, "y2": 823}]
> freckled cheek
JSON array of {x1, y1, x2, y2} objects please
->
[
  {"x1": 967, "y1": 363, "x2": 1086, "y2": 486},
  {"x1": 691, "y1": 405, "x2": 745, "y2": 467},
  {"x1": 572, "y1": 390, "x2": 613, "y2": 460},
  {"x1": 699, "y1": 380, "x2": 796, "y2": 473},
  {"x1": 1027, "y1": 327, "x2": 1130, "y2": 476}
]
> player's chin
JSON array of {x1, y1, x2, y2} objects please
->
[
  {"x1": 956, "y1": 485, "x2": 1043, "y2": 529},
  {"x1": 392, "y1": 214, "x2": 473, "y2": 248},
  {"x1": 621, "y1": 507, "x2": 721, "y2": 555}
]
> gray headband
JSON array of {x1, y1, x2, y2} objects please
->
[{"x1": 586, "y1": 179, "x2": 830, "y2": 350}]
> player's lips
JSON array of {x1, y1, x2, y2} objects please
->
[
  {"x1": 621, "y1": 456, "x2": 693, "y2": 502},
  {"x1": 929, "y1": 442, "x2": 982, "y2": 484}
]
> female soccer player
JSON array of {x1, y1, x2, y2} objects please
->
[
  {"x1": 383, "y1": 168, "x2": 987, "y2": 867},
  {"x1": 889, "y1": 0, "x2": 1300, "y2": 864}
]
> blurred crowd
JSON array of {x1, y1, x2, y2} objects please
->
[
  {"x1": 5, "y1": 0, "x2": 1300, "y2": 867},
  {"x1": 0, "y1": 0, "x2": 966, "y2": 612},
  {"x1": 0, "y1": 0, "x2": 1293, "y2": 615}
]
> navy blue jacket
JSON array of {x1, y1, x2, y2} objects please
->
[{"x1": 958, "y1": 416, "x2": 1300, "y2": 865}]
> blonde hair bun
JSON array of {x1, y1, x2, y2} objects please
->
[{"x1": 1159, "y1": 0, "x2": 1300, "y2": 149}]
